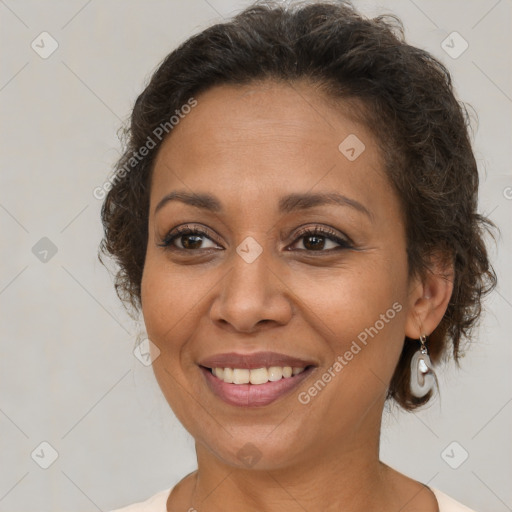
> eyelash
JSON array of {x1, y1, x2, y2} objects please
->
[{"x1": 158, "y1": 224, "x2": 354, "y2": 253}]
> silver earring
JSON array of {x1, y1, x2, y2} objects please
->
[{"x1": 410, "y1": 334, "x2": 435, "y2": 398}]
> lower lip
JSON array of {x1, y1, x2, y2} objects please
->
[{"x1": 200, "y1": 366, "x2": 314, "y2": 407}]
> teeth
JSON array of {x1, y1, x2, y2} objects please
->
[
  {"x1": 212, "y1": 367, "x2": 224, "y2": 379},
  {"x1": 268, "y1": 366, "x2": 283, "y2": 381},
  {"x1": 232, "y1": 369, "x2": 250, "y2": 384},
  {"x1": 223, "y1": 367, "x2": 233, "y2": 383},
  {"x1": 211, "y1": 366, "x2": 306, "y2": 385},
  {"x1": 249, "y1": 368, "x2": 268, "y2": 384}
]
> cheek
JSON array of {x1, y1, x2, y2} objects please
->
[
  {"x1": 140, "y1": 253, "x2": 216, "y2": 357},
  {"x1": 140, "y1": 257, "x2": 212, "y2": 428},
  {"x1": 141, "y1": 255, "x2": 180, "y2": 353},
  {"x1": 141, "y1": 248, "x2": 186, "y2": 321},
  {"x1": 301, "y1": 258, "x2": 406, "y2": 333},
  {"x1": 303, "y1": 256, "x2": 408, "y2": 384}
]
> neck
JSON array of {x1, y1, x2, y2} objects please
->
[
  {"x1": 186, "y1": 413, "x2": 395, "y2": 511},
  {"x1": 199, "y1": 452, "x2": 389, "y2": 511}
]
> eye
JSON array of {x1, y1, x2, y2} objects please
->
[
  {"x1": 158, "y1": 225, "x2": 221, "y2": 251},
  {"x1": 159, "y1": 223, "x2": 353, "y2": 254},
  {"x1": 289, "y1": 225, "x2": 353, "y2": 252}
]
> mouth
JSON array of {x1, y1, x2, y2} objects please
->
[{"x1": 198, "y1": 352, "x2": 317, "y2": 407}]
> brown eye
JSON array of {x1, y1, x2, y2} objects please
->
[
  {"x1": 159, "y1": 226, "x2": 221, "y2": 251},
  {"x1": 291, "y1": 226, "x2": 353, "y2": 252},
  {"x1": 302, "y1": 234, "x2": 329, "y2": 251},
  {"x1": 176, "y1": 233, "x2": 205, "y2": 250}
]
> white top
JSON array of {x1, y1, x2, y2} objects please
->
[{"x1": 109, "y1": 486, "x2": 476, "y2": 511}]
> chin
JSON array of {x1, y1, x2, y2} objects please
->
[{"x1": 195, "y1": 424, "x2": 312, "y2": 472}]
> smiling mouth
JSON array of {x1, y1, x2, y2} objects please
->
[
  {"x1": 205, "y1": 365, "x2": 310, "y2": 384},
  {"x1": 199, "y1": 364, "x2": 316, "y2": 407}
]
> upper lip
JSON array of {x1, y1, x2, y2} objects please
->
[{"x1": 199, "y1": 351, "x2": 317, "y2": 370}]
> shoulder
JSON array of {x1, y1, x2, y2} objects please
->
[
  {"x1": 107, "y1": 485, "x2": 476, "y2": 512},
  {"x1": 108, "y1": 487, "x2": 173, "y2": 512},
  {"x1": 431, "y1": 488, "x2": 477, "y2": 512}
]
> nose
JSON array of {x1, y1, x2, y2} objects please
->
[{"x1": 209, "y1": 247, "x2": 293, "y2": 334}]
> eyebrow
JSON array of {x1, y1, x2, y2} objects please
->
[{"x1": 154, "y1": 190, "x2": 373, "y2": 219}]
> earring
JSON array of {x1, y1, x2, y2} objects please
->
[{"x1": 410, "y1": 334, "x2": 435, "y2": 398}]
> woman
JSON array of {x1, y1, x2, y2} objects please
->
[{"x1": 100, "y1": 1, "x2": 496, "y2": 510}]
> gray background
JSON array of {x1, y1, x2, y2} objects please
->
[{"x1": 0, "y1": 0, "x2": 511, "y2": 511}]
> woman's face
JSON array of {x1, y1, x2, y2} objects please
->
[{"x1": 141, "y1": 81, "x2": 422, "y2": 470}]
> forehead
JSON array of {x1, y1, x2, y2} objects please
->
[
  {"x1": 158, "y1": 80, "x2": 371, "y2": 154},
  {"x1": 150, "y1": 81, "x2": 392, "y2": 215}
]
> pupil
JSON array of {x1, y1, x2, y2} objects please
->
[
  {"x1": 183, "y1": 235, "x2": 202, "y2": 249},
  {"x1": 304, "y1": 235, "x2": 324, "y2": 250}
]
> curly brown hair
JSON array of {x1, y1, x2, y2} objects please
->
[{"x1": 99, "y1": 0, "x2": 497, "y2": 410}]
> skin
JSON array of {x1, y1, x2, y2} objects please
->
[{"x1": 140, "y1": 80, "x2": 453, "y2": 511}]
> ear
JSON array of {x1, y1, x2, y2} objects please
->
[{"x1": 404, "y1": 252, "x2": 454, "y2": 339}]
